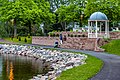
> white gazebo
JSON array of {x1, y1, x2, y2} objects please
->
[{"x1": 88, "y1": 12, "x2": 109, "y2": 38}]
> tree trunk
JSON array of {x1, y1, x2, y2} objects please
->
[
  {"x1": 60, "y1": 22, "x2": 66, "y2": 31},
  {"x1": 28, "y1": 20, "x2": 31, "y2": 36},
  {"x1": 65, "y1": 21, "x2": 66, "y2": 31},
  {"x1": 14, "y1": 19, "x2": 17, "y2": 37}
]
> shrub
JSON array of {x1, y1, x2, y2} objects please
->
[
  {"x1": 16, "y1": 34, "x2": 19, "y2": 39},
  {"x1": 71, "y1": 34, "x2": 73, "y2": 37},
  {"x1": 48, "y1": 32, "x2": 54, "y2": 37},
  {"x1": 28, "y1": 34, "x2": 30, "y2": 38},
  {"x1": 103, "y1": 37, "x2": 110, "y2": 42},
  {"x1": 56, "y1": 34, "x2": 59, "y2": 37},
  {"x1": 11, "y1": 36, "x2": 14, "y2": 40},
  {"x1": 0, "y1": 24, "x2": 8, "y2": 38},
  {"x1": 17, "y1": 36, "x2": 19, "y2": 39},
  {"x1": 36, "y1": 33, "x2": 40, "y2": 36},
  {"x1": 50, "y1": 34, "x2": 53, "y2": 37},
  {"x1": 74, "y1": 35, "x2": 77, "y2": 37},
  {"x1": 24, "y1": 38, "x2": 27, "y2": 42},
  {"x1": 18, "y1": 37, "x2": 21, "y2": 41},
  {"x1": 52, "y1": 30, "x2": 57, "y2": 32},
  {"x1": 57, "y1": 30, "x2": 60, "y2": 32},
  {"x1": 76, "y1": 30, "x2": 78, "y2": 32},
  {"x1": 78, "y1": 35, "x2": 81, "y2": 37},
  {"x1": 70, "y1": 29, "x2": 73, "y2": 32},
  {"x1": 82, "y1": 34, "x2": 85, "y2": 37},
  {"x1": 52, "y1": 34, "x2": 55, "y2": 37},
  {"x1": 33, "y1": 27, "x2": 44, "y2": 36},
  {"x1": 68, "y1": 34, "x2": 70, "y2": 37}
]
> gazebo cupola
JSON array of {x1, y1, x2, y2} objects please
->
[{"x1": 88, "y1": 12, "x2": 109, "y2": 38}]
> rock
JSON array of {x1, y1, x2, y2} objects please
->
[
  {"x1": 0, "y1": 44, "x2": 87, "y2": 80},
  {"x1": 0, "y1": 44, "x2": 3, "y2": 49},
  {"x1": 55, "y1": 70, "x2": 62, "y2": 76},
  {"x1": 40, "y1": 76, "x2": 48, "y2": 80},
  {"x1": 37, "y1": 75, "x2": 42, "y2": 78}
]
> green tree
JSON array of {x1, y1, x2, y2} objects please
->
[
  {"x1": 85, "y1": 0, "x2": 120, "y2": 25},
  {"x1": 56, "y1": 4, "x2": 80, "y2": 30},
  {"x1": 0, "y1": 0, "x2": 56, "y2": 37},
  {"x1": 46, "y1": 0, "x2": 70, "y2": 12},
  {"x1": 55, "y1": 0, "x2": 88, "y2": 30},
  {"x1": 0, "y1": 22, "x2": 8, "y2": 38}
]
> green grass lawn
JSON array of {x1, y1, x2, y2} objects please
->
[
  {"x1": 0, "y1": 42, "x2": 6, "y2": 44},
  {"x1": 4, "y1": 36, "x2": 32, "y2": 44},
  {"x1": 46, "y1": 49, "x2": 103, "y2": 80},
  {"x1": 101, "y1": 39, "x2": 120, "y2": 56}
]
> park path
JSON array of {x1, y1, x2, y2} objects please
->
[
  {"x1": 38, "y1": 46, "x2": 120, "y2": 80},
  {"x1": 0, "y1": 39, "x2": 120, "y2": 80}
]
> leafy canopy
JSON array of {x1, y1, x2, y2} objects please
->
[{"x1": 0, "y1": 0, "x2": 55, "y2": 25}]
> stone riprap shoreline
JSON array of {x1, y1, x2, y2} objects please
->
[{"x1": 0, "y1": 44, "x2": 87, "y2": 80}]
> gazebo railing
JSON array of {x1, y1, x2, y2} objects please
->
[{"x1": 88, "y1": 33, "x2": 108, "y2": 38}]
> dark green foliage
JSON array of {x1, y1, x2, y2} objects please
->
[
  {"x1": 34, "y1": 28, "x2": 44, "y2": 36},
  {"x1": 24, "y1": 38, "x2": 27, "y2": 42},
  {"x1": 82, "y1": 34, "x2": 85, "y2": 37},
  {"x1": 11, "y1": 36, "x2": 14, "y2": 40},
  {"x1": 0, "y1": 0, "x2": 55, "y2": 36},
  {"x1": 52, "y1": 34, "x2": 55, "y2": 37},
  {"x1": 74, "y1": 35, "x2": 77, "y2": 37},
  {"x1": 56, "y1": 4, "x2": 82, "y2": 30},
  {"x1": 50, "y1": 33, "x2": 53, "y2": 37},
  {"x1": 0, "y1": 23, "x2": 8, "y2": 38},
  {"x1": 68, "y1": 34, "x2": 70, "y2": 37},
  {"x1": 17, "y1": 36, "x2": 19, "y2": 39},
  {"x1": 78, "y1": 35, "x2": 81, "y2": 37},
  {"x1": 76, "y1": 30, "x2": 78, "y2": 32},
  {"x1": 56, "y1": 34, "x2": 59, "y2": 37},
  {"x1": 19, "y1": 37, "x2": 21, "y2": 41},
  {"x1": 70, "y1": 34, "x2": 73, "y2": 37},
  {"x1": 49, "y1": 32, "x2": 54, "y2": 37},
  {"x1": 28, "y1": 34, "x2": 30, "y2": 38}
]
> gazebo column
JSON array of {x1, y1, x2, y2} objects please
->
[
  {"x1": 90, "y1": 21, "x2": 92, "y2": 33},
  {"x1": 100, "y1": 22, "x2": 102, "y2": 35},
  {"x1": 107, "y1": 21, "x2": 109, "y2": 38},
  {"x1": 88, "y1": 21, "x2": 90, "y2": 38},
  {"x1": 90, "y1": 22, "x2": 92, "y2": 34},
  {"x1": 95, "y1": 20, "x2": 98, "y2": 38},
  {"x1": 105, "y1": 21, "x2": 108, "y2": 38}
]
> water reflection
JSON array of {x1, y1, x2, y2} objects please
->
[
  {"x1": 9, "y1": 62, "x2": 14, "y2": 80},
  {"x1": 0, "y1": 56, "x2": 3, "y2": 79},
  {"x1": 0, "y1": 54, "x2": 49, "y2": 80}
]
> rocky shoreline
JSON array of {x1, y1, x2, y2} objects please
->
[{"x1": 0, "y1": 44, "x2": 87, "y2": 80}]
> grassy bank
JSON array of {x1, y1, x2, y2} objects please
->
[
  {"x1": 101, "y1": 39, "x2": 120, "y2": 56},
  {"x1": 0, "y1": 42, "x2": 6, "y2": 44},
  {"x1": 47, "y1": 49, "x2": 103, "y2": 80},
  {"x1": 4, "y1": 36, "x2": 32, "y2": 44}
]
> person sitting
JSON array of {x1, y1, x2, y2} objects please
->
[{"x1": 54, "y1": 41, "x2": 58, "y2": 48}]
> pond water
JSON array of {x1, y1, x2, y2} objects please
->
[{"x1": 0, "y1": 54, "x2": 49, "y2": 80}]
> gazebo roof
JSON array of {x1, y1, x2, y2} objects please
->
[{"x1": 89, "y1": 12, "x2": 108, "y2": 21}]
